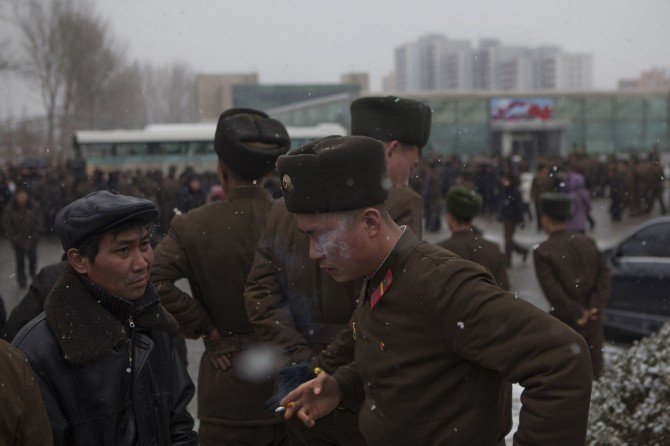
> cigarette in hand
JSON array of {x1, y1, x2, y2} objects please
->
[{"x1": 275, "y1": 401, "x2": 295, "y2": 413}]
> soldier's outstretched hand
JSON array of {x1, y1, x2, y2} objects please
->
[{"x1": 279, "y1": 371, "x2": 342, "y2": 427}]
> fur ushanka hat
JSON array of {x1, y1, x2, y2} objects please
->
[{"x1": 277, "y1": 135, "x2": 388, "y2": 214}]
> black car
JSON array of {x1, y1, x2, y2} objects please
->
[{"x1": 602, "y1": 216, "x2": 670, "y2": 339}]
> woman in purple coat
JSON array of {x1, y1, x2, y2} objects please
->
[{"x1": 563, "y1": 170, "x2": 591, "y2": 233}]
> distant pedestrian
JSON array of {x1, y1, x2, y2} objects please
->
[
  {"x1": 178, "y1": 174, "x2": 206, "y2": 212},
  {"x1": 530, "y1": 163, "x2": 555, "y2": 231},
  {"x1": 648, "y1": 151, "x2": 666, "y2": 215},
  {"x1": 2, "y1": 187, "x2": 44, "y2": 288},
  {"x1": 563, "y1": 168, "x2": 592, "y2": 233},
  {"x1": 158, "y1": 165, "x2": 181, "y2": 235},
  {"x1": 422, "y1": 157, "x2": 443, "y2": 232},
  {"x1": 608, "y1": 158, "x2": 627, "y2": 221},
  {"x1": 498, "y1": 173, "x2": 528, "y2": 267}
]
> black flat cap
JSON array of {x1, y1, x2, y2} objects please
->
[
  {"x1": 277, "y1": 135, "x2": 388, "y2": 214},
  {"x1": 447, "y1": 186, "x2": 483, "y2": 221},
  {"x1": 351, "y1": 96, "x2": 432, "y2": 147},
  {"x1": 214, "y1": 108, "x2": 290, "y2": 179},
  {"x1": 54, "y1": 190, "x2": 158, "y2": 250},
  {"x1": 539, "y1": 192, "x2": 572, "y2": 220}
]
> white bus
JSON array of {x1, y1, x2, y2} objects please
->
[{"x1": 73, "y1": 122, "x2": 347, "y2": 175}]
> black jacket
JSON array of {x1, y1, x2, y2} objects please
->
[{"x1": 13, "y1": 266, "x2": 198, "y2": 446}]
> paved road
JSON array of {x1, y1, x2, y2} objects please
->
[{"x1": 0, "y1": 197, "x2": 662, "y2": 440}]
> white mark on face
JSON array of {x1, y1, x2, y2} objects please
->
[{"x1": 313, "y1": 217, "x2": 353, "y2": 259}]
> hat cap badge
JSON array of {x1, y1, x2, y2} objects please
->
[{"x1": 282, "y1": 174, "x2": 294, "y2": 193}]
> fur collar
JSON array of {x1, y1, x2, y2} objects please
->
[{"x1": 44, "y1": 266, "x2": 179, "y2": 366}]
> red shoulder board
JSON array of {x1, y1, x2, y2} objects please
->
[{"x1": 370, "y1": 269, "x2": 393, "y2": 309}]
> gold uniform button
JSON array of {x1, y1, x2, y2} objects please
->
[{"x1": 379, "y1": 342, "x2": 386, "y2": 351}]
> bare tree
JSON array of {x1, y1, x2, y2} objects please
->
[
  {"x1": 13, "y1": 0, "x2": 67, "y2": 150},
  {"x1": 141, "y1": 62, "x2": 198, "y2": 124},
  {"x1": 13, "y1": 0, "x2": 145, "y2": 158},
  {"x1": 93, "y1": 61, "x2": 146, "y2": 130},
  {"x1": 0, "y1": 0, "x2": 15, "y2": 71},
  {"x1": 0, "y1": 40, "x2": 11, "y2": 71}
]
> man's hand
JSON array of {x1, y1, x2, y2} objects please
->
[
  {"x1": 280, "y1": 371, "x2": 342, "y2": 427},
  {"x1": 576, "y1": 309, "x2": 592, "y2": 326},
  {"x1": 206, "y1": 328, "x2": 232, "y2": 370}
]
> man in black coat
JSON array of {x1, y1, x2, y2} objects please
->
[{"x1": 13, "y1": 190, "x2": 197, "y2": 446}]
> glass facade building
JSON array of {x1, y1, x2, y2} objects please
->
[
  {"x1": 233, "y1": 84, "x2": 359, "y2": 112},
  {"x1": 270, "y1": 89, "x2": 670, "y2": 163}
]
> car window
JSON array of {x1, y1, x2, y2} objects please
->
[{"x1": 619, "y1": 223, "x2": 670, "y2": 257}]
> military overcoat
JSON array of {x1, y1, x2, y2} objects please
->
[
  {"x1": 244, "y1": 186, "x2": 423, "y2": 433},
  {"x1": 333, "y1": 230, "x2": 593, "y2": 446},
  {"x1": 533, "y1": 229, "x2": 611, "y2": 376},
  {"x1": 437, "y1": 229, "x2": 509, "y2": 290},
  {"x1": 151, "y1": 186, "x2": 279, "y2": 427}
]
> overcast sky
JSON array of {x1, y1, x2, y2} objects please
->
[
  {"x1": 2, "y1": 0, "x2": 669, "y2": 117},
  {"x1": 94, "y1": 0, "x2": 668, "y2": 88}
]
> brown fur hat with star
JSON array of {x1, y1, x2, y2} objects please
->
[{"x1": 277, "y1": 135, "x2": 389, "y2": 214}]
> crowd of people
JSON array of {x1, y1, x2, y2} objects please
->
[
  {"x1": 415, "y1": 148, "x2": 667, "y2": 233},
  {"x1": 0, "y1": 95, "x2": 663, "y2": 445}
]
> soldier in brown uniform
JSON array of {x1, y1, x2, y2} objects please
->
[
  {"x1": 150, "y1": 108, "x2": 291, "y2": 446},
  {"x1": 437, "y1": 185, "x2": 509, "y2": 290},
  {"x1": 530, "y1": 163, "x2": 555, "y2": 231},
  {"x1": 277, "y1": 136, "x2": 593, "y2": 446},
  {"x1": 351, "y1": 95, "x2": 430, "y2": 233},
  {"x1": 534, "y1": 192, "x2": 611, "y2": 378},
  {"x1": 245, "y1": 96, "x2": 431, "y2": 445}
]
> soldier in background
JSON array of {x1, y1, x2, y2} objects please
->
[
  {"x1": 158, "y1": 165, "x2": 181, "y2": 235},
  {"x1": 648, "y1": 150, "x2": 666, "y2": 216},
  {"x1": 437, "y1": 185, "x2": 509, "y2": 291},
  {"x1": 530, "y1": 163, "x2": 555, "y2": 231},
  {"x1": 534, "y1": 192, "x2": 611, "y2": 378}
]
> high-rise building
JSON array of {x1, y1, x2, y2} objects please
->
[{"x1": 392, "y1": 34, "x2": 593, "y2": 92}]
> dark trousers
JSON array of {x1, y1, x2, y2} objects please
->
[
  {"x1": 13, "y1": 244, "x2": 37, "y2": 287},
  {"x1": 503, "y1": 221, "x2": 527, "y2": 265}
]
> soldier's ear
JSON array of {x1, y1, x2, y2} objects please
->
[
  {"x1": 385, "y1": 140, "x2": 400, "y2": 159},
  {"x1": 362, "y1": 208, "x2": 382, "y2": 238}
]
